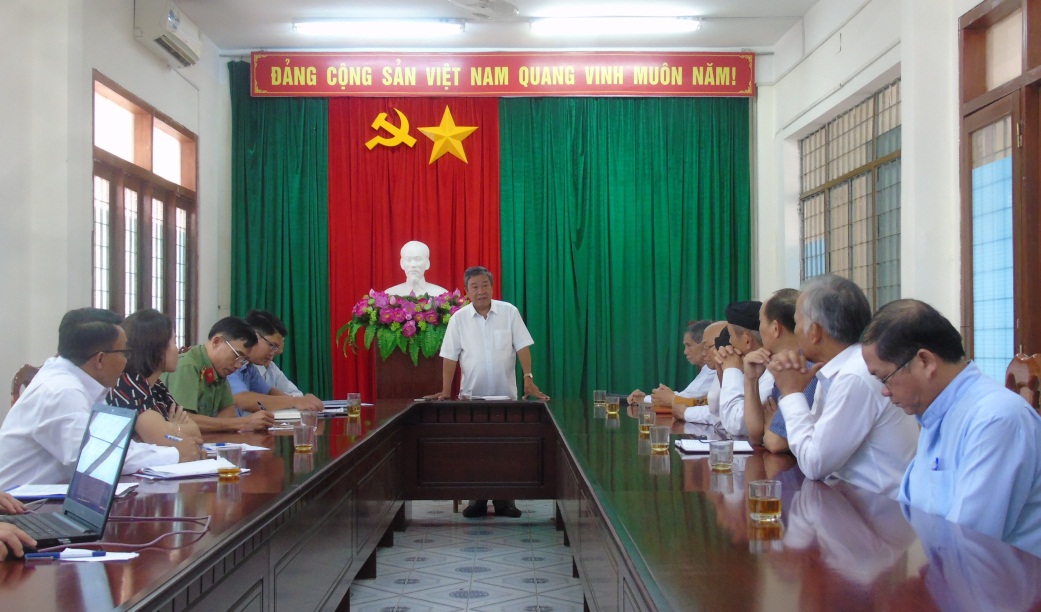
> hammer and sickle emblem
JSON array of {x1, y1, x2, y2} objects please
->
[{"x1": 365, "y1": 108, "x2": 417, "y2": 150}]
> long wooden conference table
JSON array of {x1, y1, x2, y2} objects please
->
[{"x1": 1, "y1": 399, "x2": 1040, "y2": 611}]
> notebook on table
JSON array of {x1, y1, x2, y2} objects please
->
[{"x1": 0, "y1": 404, "x2": 136, "y2": 549}]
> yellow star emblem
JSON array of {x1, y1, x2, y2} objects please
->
[{"x1": 418, "y1": 106, "x2": 478, "y2": 164}]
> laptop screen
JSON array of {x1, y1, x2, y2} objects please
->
[{"x1": 64, "y1": 405, "x2": 136, "y2": 529}]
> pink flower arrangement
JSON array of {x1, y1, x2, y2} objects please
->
[{"x1": 336, "y1": 289, "x2": 468, "y2": 365}]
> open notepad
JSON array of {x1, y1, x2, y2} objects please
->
[
  {"x1": 675, "y1": 439, "x2": 755, "y2": 454},
  {"x1": 138, "y1": 458, "x2": 250, "y2": 480}
]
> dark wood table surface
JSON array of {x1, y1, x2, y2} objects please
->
[
  {"x1": 559, "y1": 399, "x2": 1041, "y2": 611},
  {"x1": 0, "y1": 402, "x2": 409, "y2": 611},
  {"x1": 2, "y1": 397, "x2": 1041, "y2": 611}
]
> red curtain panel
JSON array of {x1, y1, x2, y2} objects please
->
[{"x1": 327, "y1": 97, "x2": 502, "y2": 399}]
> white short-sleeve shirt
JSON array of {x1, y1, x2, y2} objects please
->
[{"x1": 439, "y1": 300, "x2": 535, "y2": 400}]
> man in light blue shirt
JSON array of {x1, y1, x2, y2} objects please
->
[{"x1": 861, "y1": 299, "x2": 1041, "y2": 557}]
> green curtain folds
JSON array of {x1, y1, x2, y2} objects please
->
[
  {"x1": 500, "y1": 97, "x2": 751, "y2": 399},
  {"x1": 228, "y1": 61, "x2": 332, "y2": 398}
]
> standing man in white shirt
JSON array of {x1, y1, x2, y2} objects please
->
[
  {"x1": 0, "y1": 308, "x2": 202, "y2": 490},
  {"x1": 768, "y1": 275, "x2": 918, "y2": 498},
  {"x1": 428, "y1": 266, "x2": 549, "y2": 518}
]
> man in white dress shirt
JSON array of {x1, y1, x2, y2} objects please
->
[
  {"x1": 716, "y1": 301, "x2": 774, "y2": 437},
  {"x1": 0, "y1": 308, "x2": 202, "y2": 491},
  {"x1": 628, "y1": 319, "x2": 716, "y2": 407},
  {"x1": 429, "y1": 266, "x2": 548, "y2": 518},
  {"x1": 674, "y1": 321, "x2": 727, "y2": 424},
  {"x1": 768, "y1": 275, "x2": 918, "y2": 498}
]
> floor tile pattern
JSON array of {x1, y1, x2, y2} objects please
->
[{"x1": 350, "y1": 500, "x2": 583, "y2": 612}]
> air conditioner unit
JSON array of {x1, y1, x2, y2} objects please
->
[{"x1": 134, "y1": 0, "x2": 203, "y2": 68}]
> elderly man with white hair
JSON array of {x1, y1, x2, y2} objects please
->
[{"x1": 767, "y1": 274, "x2": 918, "y2": 499}]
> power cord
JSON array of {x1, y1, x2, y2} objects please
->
[{"x1": 37, "y1": 514, "x2": 212, "y2": 553}]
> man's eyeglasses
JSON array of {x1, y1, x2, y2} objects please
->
[
  {"x1": 224, "y1": 340, "x2": 249, "y2": 366},
  {"x1": 877, "y1": 354, "x2": 915, "y2": 388},
  {"x1": 99, "y1": 348, "x2": 133, "y2": 356},
  {"x1": 259, "y1": 334, "x2": 283, "y2": 353}
]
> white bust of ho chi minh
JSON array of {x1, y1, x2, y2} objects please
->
[{"x1": 384, "y1": 241, "x2": 449, "y2": 297}]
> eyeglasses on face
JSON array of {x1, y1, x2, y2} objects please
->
[
  {"x1": 99, "y1": 348, "x2": 133, "y2": 356},
  {"x1": 259, "y1": 334, "x2": 283, "y2": 352},
  {"x1": 223, "y1": 339, "x2": 249, "y2": 366},
  {"x1": 877, "y1": 354, "x2": 915, "y2": 388}
]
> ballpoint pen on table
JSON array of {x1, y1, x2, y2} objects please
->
[{"x1": 25, "y1": 551, "x2": 107, "y2": 561}]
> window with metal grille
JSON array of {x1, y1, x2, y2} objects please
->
[
  {"x1": 92, "y1": 72, "x2": 197, "y2": 347},
  {"x1": 798, "y1": 79, "x2": 901, "y2": 309}
]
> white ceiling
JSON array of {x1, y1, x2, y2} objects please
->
[{"x1": 174, "y1": 0, "x2": 819, "y2": 54}]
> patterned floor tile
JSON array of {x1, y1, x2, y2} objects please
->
[
  {"x1": 471, "y1": 596, "x2": 560, "y2": 612},
  {"x1": 379, "y1": 595, "x2": 465, "y2": 612},
  {"x1": 480, "y1": 549, "x2": 572, "y2": 570},
  {"x1": 376, "y1": 549, "x2": 469, "y2": 571},
  {"x1": 538, "y1": 560, "x2": 576, "y2": 576},
  {"x1": 399, "y1": 532, "x2": 472, "y2": 549},
  {"x1": 531, "y1": 569, "x2": 583, "y2": 596},
  {"x1": 405, "y1": 581, "x2": 535, "y2": 608},
  {"x1": 355, "y1": 501, "x2": 575, "y2": 610},
  {"x1": 424, "y1": 540, "x2": 530, "y2": 560},
  {"x1": 410, "y1": 558, "x2": 533, "y2": 582}
]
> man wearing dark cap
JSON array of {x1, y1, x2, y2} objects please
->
[{"x1": 715, "y1": 300, "x2": 774, "y2": 437}]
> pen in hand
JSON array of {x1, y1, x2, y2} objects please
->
[{"x1": 165, "y1": 434, "x2": 183, "y2": 443}]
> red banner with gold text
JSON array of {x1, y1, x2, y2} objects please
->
[{"x1": 252, "y1": 51, "x2": 755, "y2": 97}]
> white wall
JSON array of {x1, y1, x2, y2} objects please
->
[
  {"x1": 0, "y1": 0, "x2": 230, "y2": 422},
  {"x1": 755, "y1": 0, "x2": 980, "y2": 325}
]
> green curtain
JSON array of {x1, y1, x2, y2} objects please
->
[
  {"x1": 228, "y1": 61, "x2": 332, "y2": 398},
  {"x1": 500, "y1": 97, "x2": 751, "y2": 399}
]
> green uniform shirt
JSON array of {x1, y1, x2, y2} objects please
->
[{"x1": 161, "y1": 344, "x2": 234, "y2": 417}]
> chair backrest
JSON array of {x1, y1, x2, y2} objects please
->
[
  {"x1": 10, "y1": 364, "x2": 40, "y2": 405},
  {"x1": 1006, "y1": 354, "x2": 1041, "y2": 414}
]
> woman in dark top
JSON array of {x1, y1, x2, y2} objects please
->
[{"x1": 108, "y1": 309, "x2": 201, "y2": 446}]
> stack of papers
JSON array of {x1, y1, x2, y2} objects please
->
[
  {"x1": 675, "y1": 439, "x2": 755, "y2": 454},
  {"x1": 272, "y1": 409, "x2": 301, "y2": 421},
  {"x1": 138, "y1": 458, "x2": 249, "y2": 480},
  {"x1": 7, "y1": 483, "x2": 138, "y2": 500}
]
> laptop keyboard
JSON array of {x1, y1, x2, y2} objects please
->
[{"x1": 0, "y1": 512, "x2": 78, "y2": 538}]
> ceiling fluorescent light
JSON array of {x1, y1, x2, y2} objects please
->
[
  {"x1": 293, "y1": 19, "x2": 465, "y2": 37},
  {"x1": 530, "y1": 16, "x2": 701, "y2": 36}
]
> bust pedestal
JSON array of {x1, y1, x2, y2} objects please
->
[{"x1": 374, "y1": 350, "x2": 446, "y2": 401}]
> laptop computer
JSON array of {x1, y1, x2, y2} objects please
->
[{"x1": 0, "y1": 403, "x2": 137, "y2": 548}]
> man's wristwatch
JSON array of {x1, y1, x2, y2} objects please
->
[{"x1": 524, "y1": 373, "x2": 534, "y2": 381}]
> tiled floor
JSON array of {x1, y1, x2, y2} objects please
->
[{"x1": 350, "y1": 500, "x2": 584, "y2": 612}]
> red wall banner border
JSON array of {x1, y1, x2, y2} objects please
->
[{"x1": 252, "y1": 51, "x2": 755, "y2": 97}]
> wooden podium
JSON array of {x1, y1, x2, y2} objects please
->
[{"x1": 374, "y1": 350, "x2": 447, "y2": 400}]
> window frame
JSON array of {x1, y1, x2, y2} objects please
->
[
  {"x1": 959, "y1": 0, "x2": 1041, "y2": 359},
  {"x1": 92, "y1": 71, "x2": 198, "y2": 346},
  {"x1": 797, "y1": 79, "x2": 902, "y2": 309}
]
